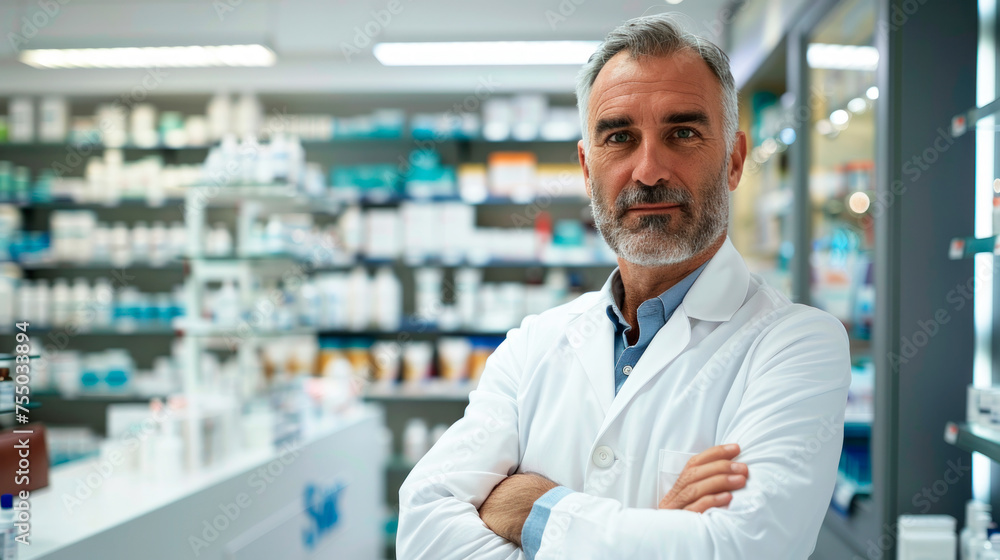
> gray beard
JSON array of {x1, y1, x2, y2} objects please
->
[{"x1": 590, "y1": 162, "x2": 730, "y2": 266}]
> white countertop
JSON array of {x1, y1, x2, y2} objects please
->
[{"x1": 22, "y1": 407, "x2": 378, "y2": 560}]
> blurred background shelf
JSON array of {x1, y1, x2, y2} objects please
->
[{"x1": 945, "y1": 422, "x2": 1000, "y2": 463}]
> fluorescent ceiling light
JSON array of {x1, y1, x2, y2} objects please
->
[
  {"x1": 373, "y1": 41, "x2": 601, "y2": 66},
  {"x1": 19, "y1": 44, "x2": 276, "y2": 69},
  {"x1": 806, "y1": 44, "x2": 879, "y2": 71}
]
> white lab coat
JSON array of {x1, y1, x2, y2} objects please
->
[{"x1": 397, "y1": 238, "x2": 851, "y2": 560}]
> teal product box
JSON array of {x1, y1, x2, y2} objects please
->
[
  {"x1": 404, "y1": 149, "x2": 456, "y2": 199},
  {"x1": 330, "y1": 164, "x2": 401, "y2": 201}
]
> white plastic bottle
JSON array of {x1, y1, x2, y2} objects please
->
[
  {"x1": 967, "y1": 511, "x2": 992, "y2": 560},
  {"x1": 92, "y1": 278, "x2": 113, "y2": 328},
  {"x1": 0, "y1": 278, "x2": 14, "y2": 328},
  {"x1": 985, "y1": 535, "x2": 1000, "y2": 560},
  {"x1": 51, "y1": 278, "x2": 70, "y2": 327},
  {"x1": 15, "y1": 281, "x2": 32, "y2": 327},
  {"x1": 214, "y1": 281, "x2": 241, "y2": 327},
  {"x1": 373, "y1": 267, "x2": 402, "y2": 331},
  {"x1": 0, "y1": 493, "x2": 17, "y2": 559},
  {"x1": 34, "y1": 279, "x2": 50, "y2": 328},
  {"x1": 962, "y1": 501, "x2": 992, "y2": 560}
]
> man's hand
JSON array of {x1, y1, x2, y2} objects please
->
[
  {"x1": 658, "y1": 444, "x2": 748, "y2": 512},
  {"x1": 479, "y1": 473, "x2": 558, "y2": 546}
]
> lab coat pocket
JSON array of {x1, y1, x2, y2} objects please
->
[{"x1": 657, "y1": 449, "x2": 696, "y2": 506}]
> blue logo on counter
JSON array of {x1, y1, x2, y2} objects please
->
[{"x1": 302, "y1": 481, "x2": 345, "y2": 549}]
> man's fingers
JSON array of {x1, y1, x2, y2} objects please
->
[
  {"x1": 682, "y1": 459, "x2": 748, "y2": 485},
  {"x1": 683, "y1": 492, "x2": 733, "y2": 513},
  {"x1": 685, "y1": 473, "x2": 747, "y2": 500},
  {"x1": 664, "y1": 473, "x2": 746, "y2": 510},
  {"x1": 685, "y1": 444, "x2": 741, "y2": 468}
]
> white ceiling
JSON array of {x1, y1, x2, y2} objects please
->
[{"x1": 0, "y1": 0, "x2": 732, "y2": 95}]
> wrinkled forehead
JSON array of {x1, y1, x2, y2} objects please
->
[{"x1": 587, "y1": 49, "x2": 722, "y2": 122}]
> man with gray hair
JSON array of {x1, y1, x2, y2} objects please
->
[{"x1": 398, "y1": 13, "x2": 849, "y2": 559}]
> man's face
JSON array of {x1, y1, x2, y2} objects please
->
[{"x1": 579, "y1": 50, "x2": 746, "y2": 266}]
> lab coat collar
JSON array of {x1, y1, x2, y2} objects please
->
[
  {"x1": 564, "y1": 236, "x2": 750, "y2": 419},
  {"x1": 680, "y1": 237, "x2": 750, "y2": 323},
  {"x1": 587, "y1": 236, "x2": 749, "y2": 323}
]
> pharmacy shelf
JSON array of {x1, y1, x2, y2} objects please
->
[
  {"x1": 944, "y1": 421, "x2": 1000, "y2": 462},
  {"x1": 13, "y1": 194, "x2": 591, "y2": 209},
  {"x1": 16, "y1": 261, "x2": 184, "y2": 271},
  {"x1": 0, "y1": 141, "x2": 215, "y2": 151},
  {"x1": 385, "y1": 454, "x2": 418, "y2": 475},
  {"x1": 0, "y1": 354, "x2": 41, "y2": 361},
  {"x1": 843, "y1": 421, "x2": 872, "y2": 438},
  {"x1": 33, "y1": 390, "x2": 162, "y2": 402},
  {"x1": 177, "y1": 325, "x2": 315, "y2": 338},
  {"x1": 9, "y1": 194, "x2": 591, "y2": 212},
  {"x1": 184, "y1": 186, "x2": 344, "y2": 212},
  {"x1": 191, "y1": 254, "x2": 615, "y2": 271},
  {"x1": 948, "y1": 235, "x2": 996, "y2": 260},
  {"x1": 1, "y1": 326, "x2": 177, "y2": 336},
  {"x1": 320, "y1": 327, "x2": 507, "y2": 339},
  {"x1": 313, "y1": 258, "x2": 616, "y2": 271},
  {"x1": 0, "y1": 136, "x2": 579, "y2": 151},
  {"x1": 950, "y1": 96, "x2": 1000, "y2": 138},
  {"x1": 16, "y1": 198, "x2": 186, "y2": 209},
  {"x1": 354, "y1": 195, "x2": 590, "y2": 207},
  {"x1": 362, "y1": 382, "x2": 474, "y2": 402}
]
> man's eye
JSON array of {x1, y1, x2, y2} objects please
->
[
  {"x1": 608, "y1": 131, "x2": 631, "y2": 143},
  {"x1": 676, "y1": 129, "x2": 695, "y2": 139}
]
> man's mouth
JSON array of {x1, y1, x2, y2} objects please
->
[{"x1": 624, "y1": 203, "x2": 683, "y2": 214}]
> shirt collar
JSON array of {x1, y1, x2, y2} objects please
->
[{"x1": 604, "y1": 260, "x2": 708, "y2": 329}]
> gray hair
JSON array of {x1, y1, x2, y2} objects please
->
[{"x1": 576, "y1": 14, "x2": 739, "y2": 154}]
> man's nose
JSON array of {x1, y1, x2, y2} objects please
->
[{"x1": 630, "y1": 138, "x2": 673, "y2": 187}]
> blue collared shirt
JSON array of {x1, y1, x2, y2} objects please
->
[
  {"x1": 606, "y1": 263, "x2": 707, "y2": 395},
  {"x1": 521, "y1": 263, "x2": 707, "y2": 559}
]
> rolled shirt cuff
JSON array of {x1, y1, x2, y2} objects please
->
[{"x1": 521, "y1": 486, "x2": 574, "y2": 560}]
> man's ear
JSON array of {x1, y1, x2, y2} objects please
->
[
  {"x1": 578, "y1": 140, "x2": 592, "y2": 198},
  {"x1": 728, "y1": 131, "x2": 747, "y2": 192}
]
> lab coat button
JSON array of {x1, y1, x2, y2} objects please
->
[
  {"x1": 593, "y1": 445, "x2": 615, "y2": 468},
  {"x1": 622, "y1": 365, "x2": 632, "y2": 375}
]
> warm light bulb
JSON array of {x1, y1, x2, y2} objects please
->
[{"x1": 849, "y1": 192, "x2": 871, "y2": 214}]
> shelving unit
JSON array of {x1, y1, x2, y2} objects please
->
[
  {"x1": 948, "y1": 235, "x2": 998, "y2": 260},
  {"x1": 1, "y1": 90, "x2": 612, "y2": 560},
  {"x1": 945, "y1": 422, "x2": 1000, "y2": 463},
  {"x1": 363, "y1": 381, "x2": 474, "y2": 403}
]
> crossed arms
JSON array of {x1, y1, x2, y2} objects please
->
[{"x1": 397, "y1": 312, "x2": 850, "y2": 560}]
